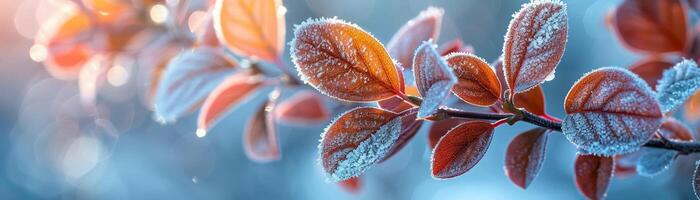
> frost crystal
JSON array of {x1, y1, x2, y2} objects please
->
[
  {"x1": 413, "y1": 41, "x2": 457, "y2": 119},
  {"x1": 562, "y1": 67, "x2": 662, "y2": 156},
  {"x1": 503, "y1": 0, "x2": 567, "y2": 93},
  {"x1": 328, "y1": 115, "x2": 401, "y2": 181},
  {"x1": 153, "y1": 48, "x2": 236, "y2": 123},
  {"x1": 636, "y1": 148, "x2": 677, "y2": 177},
  {"x1": 655, "y1": 59, "x2": 700, "y2": 113}
]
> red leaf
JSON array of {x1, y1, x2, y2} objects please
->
[
  {"x1": 445, "y1": 53, "x2": 501, "y2": 106},
  {"x1": 505, "y1": 128, "x2": 548, "y2": 189},
  {"x1": 658, "y1": 117, "x2": 694, "y2": 141},
  {"x1": 685, "y1": 90, "x2": 700, "y2": 121},
  {"x1": 428, "y1": 118, "x2": 466, "y2": 149},
  {"x1": 438, "y1": 39, "x2": 474, "y2": 56},
  {"x1": 503, "y1": 0, "x2": 568, "y2": 94},
  {"x1": 338, "y1": 176, "x2": 361, "y2": 194},
  {"x1": 290, "y1": 18, "x2": 404, "y2": 102},
  {"x1": 37, "y1": 9, "x2": 94, "y2": 80},
  {"x1": 431, "y1": 121, "x2": 494, "y2": 179},
  {"x1": 154, "y1": 47, "x2": 238, "y2": 123},
  {"x1": 613, "y1": 153, "x2": 639, "y2": 178},
  {"x1": 379, "y1": 108, "x2": 423, "y2": 163},
  {"x1": 628, "y1": 56, "x2": 676, "y2": 90},
  {"x1": 562, "y1": 67, "x2": 662, "y2": 156},
  {"x1": 413, "y1": 41, "x2": 457, "y2": 118},
  {"x1": 387, "y1": 7, "x2": 444, "y2": 69},
  {"x1": 197, "y1": 75, "x2": 264, "y2": 136},
  {"x1": 274, "y1": 91, "x2": 329, "y2": 125},
  {"x1": 574, "y1": 154, "x2": 614, "y2": 200},
  {"x1": 319, "y1": 107, "x2": 401, "y2": 181},
  {"x1": 243, "y1": 92, "x2": 280, "y2": 162},
  {"x1": 494, "y1": 57, "x2": 547, "y2": 116},
  {"x1": 610, "y1": 0, "x2": 688, "y2": 54}
]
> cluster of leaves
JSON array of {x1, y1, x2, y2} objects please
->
[
  {"x1": 290, "y1": 0, "x2": 700, "y2": 199},
  {"x1": 36, "y1": 0, "x2": 332, "y2": 164}
]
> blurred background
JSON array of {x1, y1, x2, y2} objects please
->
[{"x1": 0, "y1": 0, "x2": 697, "y2": 199}]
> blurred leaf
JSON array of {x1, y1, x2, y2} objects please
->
[
  {"x1": 197, "y1": 74, "x2": 264, "y2": 134},
  {"x1": 338, "y1": 176, "x2": 361, "y2": 194},
  {"x1": 243, "y1": 90, "x2": 280, "y2": 162},
  {"x1": 438, "y1": 39, "x2": 474, "y2": 56},
  {"x1": 274, "y1": 90, "x2": 329, "y2": 125},
  {"x1": 213, "y1": 0, "x2": 285, "y2": 61},
  {"x1": 386, "y1": 7, "x2": 443, "y2": 69},
  {"x1": 628, "y1": 56, "x2": 675, "y2": 90},
  {"x1": 610, "y1": 0, "x2": 688, "y2": 54}
]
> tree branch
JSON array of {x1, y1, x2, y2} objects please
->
[{"x1": 438, "y1": 108, "x2": 700, "y2": 155}]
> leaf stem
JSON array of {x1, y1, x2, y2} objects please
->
[{"x1": 438, "y1": 107, "x2": 700, "y2": 154}]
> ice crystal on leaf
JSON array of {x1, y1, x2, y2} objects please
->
[
  {"x1": 445, "y1": 53, "x2": 501, "y2": 106},
  {"x1": 379, "y1": 108, "x2": 423, "y2": 163},
  {"x1": 562, "y1": 67, "x2": 662, "y2": 156},
  {"x1": 319, "y1": 107, "x2": 401, "y2": 181},
  {"x1": 655, "y1": 59, "x2": 700, "y2": 113},
  {"x1": 153, "y1": 48, "x2": 237, "y2": 123},
  {"x1": 503, "y1": 0, "x2": 568, "y2": 94},
  {"x1": 290, "y1": 18, "x2": 404, "y2": 102},
  {"x1": 413, "y1": 41, "x2": 457, "y2": 119},
  {"x1": 387, "y1": 7, "x2": 444, "y2": 69}
]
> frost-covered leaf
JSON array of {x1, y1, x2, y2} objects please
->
[
  {"x1": 574, "y1": 154, "x2": 614, "y2": 200},
  {"x1": 610, "y1": 0, "x2": 688, "y2": 54},
  {"x1": 562, "y1": 67, "x2": 662, "y2": 156},
  {"x1": 387, "y1": 7, "x2": 443, "y2": 69},
  {"x1": 290, "y1": 18, "x2": 404, "y2": 102},
  {"x1": 319, "y1": 107, "x2": 401, "y2": 181},
  {"x1": 438, "y1": 39, "x2": 474, "y2": 56},
  {"x1": 431, "y1": 121, "x2": 494, "y2": 179},
  {"x1": 274, "y1": 90, "x2": 329, "y2": 125},
  {"x1": 655, "y1": 59, "x2": 700, "y2": 113},
  {"x1": 628, "y1": 56, "x2": 675, "y2": 90},
  {"x1": 243, "y1": 91, "x2": 280, "y2": 162},
  {"x1": 495, "y1": 57, "x2": 547, "y2": 116},
  {"x1": 213, "y1": 0, "x2": 285, "y2": 61},
  {"x1": 413, "y1": 41, "x2": 457, "y2": 118},
  {"x1": 197, "y1": 75, "x2": 264, "y2": 135},
  {"x1": 694, "y1": 161, "x2": 700, "y2": 199},
  {"x1": 636, "y1": 148, "x2": 676, "y2": 177},
  {"x1": 37, "y1": 9, "x2": 94, "y2": 80},
  {"x1": 445, "y1": 53, "x2": 501, "y2": 106},
  {"x1": 153, "y1": 48, "x2": 237, "y2": 123},
  {"x1": 428, "y1": 118, "x2": 466, "y2": 149},
  {"x1": 505, "y1": 128, "x2": 548, "y2": 189},
  {"x1": 338, "y1": 176, "x2": 361, "y2": 194},
  {"x1": 380, "y1": 108, "x2": 423, "y2": 163},
  {"x1": 502, "y1": 0, "x2": 568, "y2": 94},
  {"x1": 377, "y1": 85, "x2": 419, "y2": 113}
]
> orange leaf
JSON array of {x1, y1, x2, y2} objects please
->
[
  {"x1": 431, "y1": 121, "x2": 493, "y2": 179},
  {"x1": 213, "y1": 0, "x2": 285, "y2": 61},
  {"x1": 628, "y1": 56, "x2": 675, "y2": 90},
  {"x1": 562, "y1": 67, "x2": 662, "y2": 156},
  {"x1": 291, "y1": 18, "x2": 404, "y2": 102},
  {"x1": 377, "y1": 85, "x2": 419, "y2": 113},
  {"x1": 379, "y1": 108, "x2": 423, "y2": 163},
  {"x1": 658, "y1": 117, "x2": 693, "y2": 141},
  {"x1": 445, "y1": 53, "x2": 501, "y2": 106},
  {"x1": 243, "y1": 93, "x2": 280, "y2": 162},
  {"x1": 319, "y1": 107, "x2": 401, "y2": 181},
  {"x1": 574, "y1": 154, "x2": 614, "y2": 200},
  {"x1": 197, "y1": 75, "x2": 264, "y2": 135},
  {"x1": 427, "y1": 118, "x2": 466, "y2": 149},
  {"x1": 37, "y1": 9, "x2": 93, "y2": 80},
  {"x1": 505, "y1": 128, "x2": 548, "y2": 189},
  {"x1": 274, "y1": 90, "x2": 329, "y2": 125},
  {"x1": 503, "y1": 1, "x2": 567, "y2": 94},
  {"x1": 685, "y1": 90, "x2": 700, "y2": 121},
  {"x1": 82, "y1": 0, "x2": 132, "y2": 23},
  {"x1": 386, "y1": 7, "x2": 443, "y2": 69},
  {"x1": 611, "y1": 0, "x2": 688, "y2": 54},
  {"x1": 154, "y1": 47, "x2": 238, "y2": 123},
  {"x1": 494, "y1": 58, "x2": 547, "y2": 116}
]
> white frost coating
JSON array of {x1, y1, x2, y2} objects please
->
[
  {"x1": 153, "y1": 48, "x2": 236, "y2": 123},
  {"x1": 562, "y1": 67, "x2": 662, "y2": 156},
  {"x1": 413, "y1": 41, "x2": 457, "y2": 119},
  {"x1": 655, "y1": 59, "x2": 700, "y2": 113},
  {"x1": 503, "y1": 0, "x2": 567, "y2": 93},
  {"x1": 328, "y1": 115, "x2": 402, "y2": 181},
  {"x1": 636, "y1": 148, "x2": 677, "y2": 177}
]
